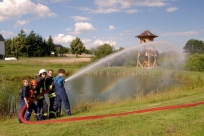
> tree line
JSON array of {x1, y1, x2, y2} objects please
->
[
  {"x1": 3, "y1": 30, "x2": 124, "y2": 59},
  {"x1": 5, "y1": 30, "x2": 59, "y2": 59}
]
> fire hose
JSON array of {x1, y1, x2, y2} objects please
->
[{"x1": 20, "y1": 90, "x2": 204, "y2": 125}]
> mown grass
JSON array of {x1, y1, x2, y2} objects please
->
[{"x1": 1, "y1": 57, "x2": 204, "y2": 135}]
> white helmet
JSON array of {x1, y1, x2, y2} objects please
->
[{"x1": 38, "y1": 69, "x2": 47, "y2": 76}]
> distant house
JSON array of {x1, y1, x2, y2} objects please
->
[
  {"x1": 54, "y1": 44, "x2": 63, "y2": 57},
  {"x1": 0, "y1": 34, "x2": 5, "y2": 58}
]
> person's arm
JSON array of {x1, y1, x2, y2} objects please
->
[
  {"x1": 62, "y1": 78, "x2": 65, "y2": 87},
  {"x1": 24, "y1": 97, "x2": 29, "y2": 108},
  {"x1": 27, "y1": 96, "x2": 36, "y2": 102}
]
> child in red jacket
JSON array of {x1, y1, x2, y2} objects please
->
[{"x1": 26, "y1": 80, "x2": 42, "y2": 121}]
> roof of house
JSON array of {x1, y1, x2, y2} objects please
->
[
  {"x1": 0, "y1": 34, "x2": 5, "y2": 41},
  {"x1": 54, "y1": 44, "x2": 63, "y2": 48},
  {"x1": 136, "y1": 30, "x2": 158, "y2": 38}
]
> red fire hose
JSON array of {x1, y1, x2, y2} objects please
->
[
  {"x1": 20, "y1": 91, "x2": 204, "y2": 125},
  {"x1": 20, "y1": 89, "x2": 50, "y2": 124}
]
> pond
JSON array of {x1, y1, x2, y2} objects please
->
[{"x1": 64, "y1": 75, "x2": 182, "y2": 107}]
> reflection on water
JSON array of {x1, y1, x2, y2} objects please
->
[{"x1": 65, "y1": 75, "x2": 181, "y2": 107}]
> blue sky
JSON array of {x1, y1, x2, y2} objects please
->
[{"x1": 0, "y1": 0, "x2": 204, "y2": 50}]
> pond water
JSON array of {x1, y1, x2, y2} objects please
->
[{"x1": 64, "y1": 75, "x2": 181, "y2": 107}]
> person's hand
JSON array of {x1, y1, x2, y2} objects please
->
[
  {"x1": 26, "y1": 103, "x2": 29, "y2": 108},
  {"x1": 36, "y1": 96, "x2": 40, "y2": 100},
  {"x1": 32, "y1": 98, "x2": 36, "y2": 102}
]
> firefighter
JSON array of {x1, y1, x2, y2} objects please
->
[
  {"x1": 26, "y1": 80, "x2": 41, "y2": 121},
  {"x1": 36, "y1": 69, "x2": 49, "y2": 120},
  {"x1": 54, "y1": 69, "x2": 71, "y2": 117},
  {"x1": 46, "y1": 69, "x2": 58, "y2": 118},
  {"x1": 18, "y1": 78, "x2": 30, "y2": 123}
]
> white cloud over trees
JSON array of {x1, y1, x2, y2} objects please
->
[{"x1": 0, "y1": 0, "x2": 56, "y2": 22}]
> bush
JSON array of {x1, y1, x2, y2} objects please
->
[
  {"x1": 184, "y1": 54, "x2": 204, "y2": 72},
  {"x1": 0, "y1": 80, "x2": 21, "y2": 118}
]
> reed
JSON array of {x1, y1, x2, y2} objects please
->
[{"x1": 0, "y1": 79, "x2": 20, "y2": 119}]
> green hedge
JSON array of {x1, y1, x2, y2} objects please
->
[{"x1": 185, "y1": 54, "x2": 204, "y2": 72}]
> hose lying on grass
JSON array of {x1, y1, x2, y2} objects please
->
[{"x1": 20, "y1": 90, "x2": 204, "y2": 125}]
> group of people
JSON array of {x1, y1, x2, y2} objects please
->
[{"x1": 18, "y1": 68, "x2": 71, "y2": 123}]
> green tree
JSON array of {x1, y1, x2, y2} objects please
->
[
  {"x1": 18, "y1": 29, "x2": 26, "y2": 37},
  {"x1": 70, "y1": 37, "x2": 86, "y2": 57},
  {"x1": 34, "y1": 34, "x2": 45, "y2": 57},
  {"x1": 47, "y1": 36, "x2": 56, "y2": 56},
  {"x1": 183, "y1": 39, "x2": 204, "y2": 54},
  {"x1": 185, "y1": 54, "x2": 204, "y2": 72},
  {"x1": 119, "y1": 47, "x2": 124, "y2": 51},
  {"x1": 94, "y1": 43, "x2": 113, "y2": 59},
  {"x1": 114, "y1": 47, "x2": 124, "y2": 53},
  {"x1": 10, "y1": 36, "x2": 26, "y2": 59},
  {"x1": 4, "y1": 38, "x2": 12, "y2": 57},
  {"x1": 64, "y1": 47, "x2": 70, "y2": 53},
  {"x1": 26, "y1": 30, "x2": 36, "y2": 57}
]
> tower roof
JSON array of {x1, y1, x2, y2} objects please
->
[
  {"x1": 0, "y1": 34, "x2": 5, "y2": 41},
  {"x1": 136, "y1": 30, "x2": 158, "y2": 38}
]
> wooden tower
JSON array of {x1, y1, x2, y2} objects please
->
[{"x1": 135, "y1": 30, "x2": 158, "y2": 67}]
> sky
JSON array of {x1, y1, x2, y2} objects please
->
[{"x1": 0, "y1": 0, "x2": 204, "y2": 50}]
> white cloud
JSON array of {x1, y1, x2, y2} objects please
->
[
  {"x1": 82, "y1": 38, "x2": 94, "y2": 49},
  {"x1": 53, "y1": 34, "x2": 75, "y2": 44},
  {"x1": 147, "y1": 1, "x2": 168, "y2": 7},
  {"x1": 22, "y1": 29, "x2": 30, "y2": 33},
  {"x1": 14, "y1": 20, "x2": 29, "y2": 28},
  {"x1": 50, "y1": 0, "x2": 65, "y2": 3},
  {"x1": 0, "y1": 30, "x2": 14, "y2": 37},
  {"x1": 82, "y1": 38, "x2": 91, "y2": 43},
  {"x1": 161, "y1": 31, "x2": 198, "y2": 36},
  {"x1": 125, "y1": 9, "x2": 139, "y2": 14},
  {"x1": 72, "y1": 22, "x2": 95, "y2": 34},
  {"x1": 95, "y1": 0, "x2": 168, "y2": 9},
  {"x1": 71, "y1": 16, "x2": 90, "y2": 21},
  {"x1": 94, "y1": 39, "x2": 116, "y2": 46},
  {"x1": 35, "y1": 0, "x2": 66, "y2": 4},
  {"x1": 108, "y1": 25, "x2": 115, "y2": 31},
  {"x1": 0, "y1": 0, "x2": 56, "y2": 22},
  {"x1": 92, "y1": 8, "x2": 121, "y2": 14},
  {"x1": 166, "y1": 7, "x2": 178, "y2": 12},
  {"x1": 82, "y1": 0, "x2": 168, "y2": 14},
  {"x1": 65, "y1": 28, "x2": 72, "y2": 31}
]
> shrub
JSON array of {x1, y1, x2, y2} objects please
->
[
  {"x1": 0, "y1": 80, "x2": 21, "y2": 118},
  {"x1": 184, "y1": 54, "x2": 204, "y2": 72}
]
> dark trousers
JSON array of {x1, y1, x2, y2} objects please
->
[
  {"x1": 26, "y1": 103, "x2": 41, "y2": 120},
  {"x1": 49, "y1": 97, "x2": 58, "y2": 118},
  {"x1": 37, "y1": 97, "x2": 48, "y2": 119},
  {"x1": 56, "y1": 90, "x2": 71, "y2": 117}
]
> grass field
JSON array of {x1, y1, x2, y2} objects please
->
[
  {"x1": 0, "y1": 57, "x2": 91, "y2": 80},
  {"x1": 1, "y1": 57, "x2": 204, "y2": 136},
  {"x1": 1, "y1": 87, "x2": 204, "y2": 136}
]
